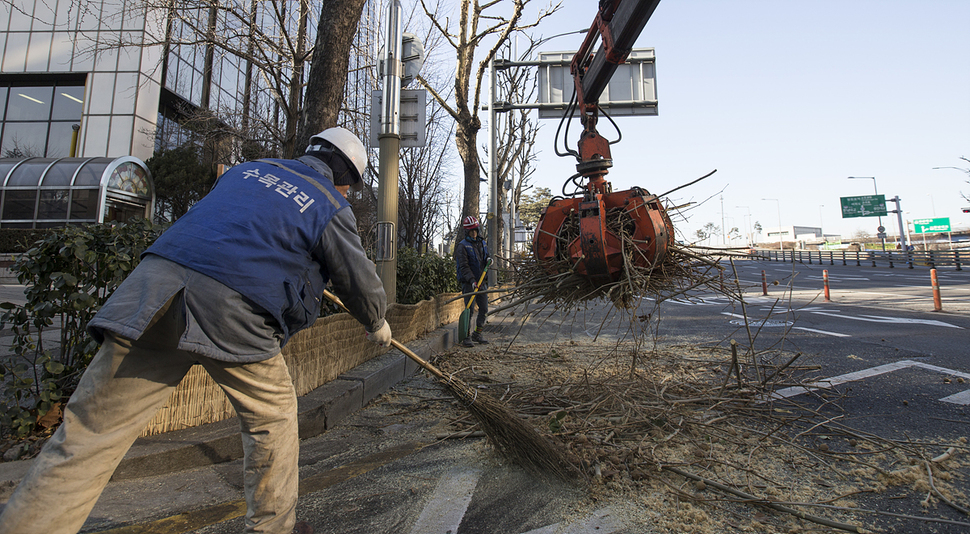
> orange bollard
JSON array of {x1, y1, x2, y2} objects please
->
[
  {"x1": 931, "y1": 268, "x2": 942, "y2": 312},
  {"x1": 762, "y1": 270, "x2": 768, "y2": 296},
  {"x1": 823, "y1": 269, "x2": 830, "y2": 302}
]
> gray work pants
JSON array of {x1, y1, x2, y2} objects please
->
[
  {"x1": 462, "y1": 281, "x2": 488, "y2": 332},
  {"x1": 0, "y1": 301, "x2": 299, "y2": 534}
]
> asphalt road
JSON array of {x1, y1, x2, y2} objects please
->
[
  {"x1": 14, "y1": 259, "x2": 970, "y2": 533},
  {"x1": 264, "y1": 258, "x2": 970, "y2": 534}
]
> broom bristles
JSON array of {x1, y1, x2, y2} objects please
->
[{"x1": 441, "y1": 376, "x2": 579, "y2": 481}]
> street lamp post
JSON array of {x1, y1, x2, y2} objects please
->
[
  {"x1": 848, "y1": 176, "x2": 886, "y2": 251},
  {"x1": 762, "y1": 198, "x2": 782, "y2": 251},
  {"x1": 736, "y1": 205, "x2": 752, "y2": 246},
  {"x1": 818, "y1": 204, "x2": 824, "y2": 241}
]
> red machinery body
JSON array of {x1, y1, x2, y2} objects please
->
[
  {"x1": 532, "y1": 0, "x2": 671, "y2": 285},
  {"x1": 533, "y1": 187, "x2": 671, "y2": 286}
]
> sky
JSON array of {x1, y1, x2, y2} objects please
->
[{"x1": 506, "y1": 0, "x2": 970, "y2": 245}]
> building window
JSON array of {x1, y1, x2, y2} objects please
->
[{"x1": 0, "y1": 81, "x2": 84, "y2": 158}]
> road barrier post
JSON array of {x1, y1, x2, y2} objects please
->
[
  {"x1": 931, "y1": 268, "x2": 943, "y2": 312},
  {"x1": 823, "y1": 269, "x2": 830, "y2": 302},
  {"x1": 762, "y1": 270, "x2": 768, "y2": 296}
]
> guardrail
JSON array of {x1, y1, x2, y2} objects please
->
[{"x1": 750, "y1": 249, "x2": 968, "y2": 270}]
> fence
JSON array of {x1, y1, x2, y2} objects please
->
[{"x1": 750, "y1": 249, "x2": 969, "y2": 270}]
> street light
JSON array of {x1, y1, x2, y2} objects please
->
[
  {"x1": 762, "y1": 198, "x2": 782, "y2": 251},
  {"x1": 818, "y1": 204, "x2": 824, "y2": 240},
  {"x1": 736, "y1": 205, "x2": 752, "y2": 246},
  {"x1": 848, "y1": 176, "x2": 886, "y2": 251}
]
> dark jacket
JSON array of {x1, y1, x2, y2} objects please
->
[{"x1": 455, "y1": 234, "x2": 489, "y2": 287}]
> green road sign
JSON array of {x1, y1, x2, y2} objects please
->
[
  {"x1": 840, "y1": 195, "x2": 887, "y2": 218},
  {"x1": 913, "y1": 217, "x2": 951, "y2": 234}
]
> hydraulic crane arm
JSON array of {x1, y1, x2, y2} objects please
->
[
  {"x1": 573, "y1": 0, "x2": 662, "y2": 117},
  {"x1": 532, "y1": 0, "x2": 672, "y2": 287}
]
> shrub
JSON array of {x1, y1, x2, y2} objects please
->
[
  {"x1": 396, "y1": 247, "x2": 460, "y2": 305},
  {"x1": 0, "y1": 229, "x2": 53, "y2": 253},
  {"x1": 0, "y1": 219, "x2": 161, "y2": 438}
]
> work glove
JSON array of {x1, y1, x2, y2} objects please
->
[{"x1": 365, "y1": 320, "x2": 392, "y2": 347}]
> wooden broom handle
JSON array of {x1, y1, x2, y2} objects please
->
[{"x1": 321, "y1": 289, "x2": 447, "y2": 382}]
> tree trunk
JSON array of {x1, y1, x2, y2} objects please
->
[
  {"x1": 454, "y1": 111, "x2": 481, "y2": 251},
  {"x1": 298, "y1": 0, "x2": 367, "y2": 148}
]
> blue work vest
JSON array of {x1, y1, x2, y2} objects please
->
[{"x1": 146, "y1": 158, "x2": 348, "y2": 345}]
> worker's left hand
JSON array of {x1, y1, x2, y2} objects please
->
[{"x1": 365, "y1": 320, "x2": 392, "y2": 347}]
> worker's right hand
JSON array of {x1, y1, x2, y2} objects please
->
[{"x1": 365, "y1": 320, "x2": 392, "y2": 347}]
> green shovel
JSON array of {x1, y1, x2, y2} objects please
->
[{"x1": 458, "y1": 258, "x2": 491, "y2": 342}]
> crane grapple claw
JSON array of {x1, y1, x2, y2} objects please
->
[{"x1": 532, "y1": 187, "x2": 672, "y2": 286}]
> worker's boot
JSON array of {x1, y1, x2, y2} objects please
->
[
  {"x1": 471, "y1": 331, "x2": 489, "y2": 344},
  {"x1": 462, "y1": 336, "x2": 475, "y2": 348}
]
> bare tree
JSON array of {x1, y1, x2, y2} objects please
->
[
  {"x1": 297, "y1": 0, "x2": 369, "y2": 149},
  {"x1": 399, "y1": 95, "x2": 456, "y2": 250},
  {"x1": 485, "y1": 37, "x2": 544, "y2": 258},
  {"x1": 946, "y1": 156, "x2": 970, "y2": 202},
  {"x1": 71, "y1": 0, "x2": 371, "y2": 161},
  {"x1": 416, "y1": 0, "x2": 559, "y2": 249}
]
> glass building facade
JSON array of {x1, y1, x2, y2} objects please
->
[{"x1": 0, "y1": 0, "x2": 381, "y2": 227}]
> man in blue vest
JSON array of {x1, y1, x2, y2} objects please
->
[
  {"x1": 455, "y1": 215, "x2": 490, "y2": 347},
  {"x1": 0, "y1": 128, "x2": 388, "y2": 534}
]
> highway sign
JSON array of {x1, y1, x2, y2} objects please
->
[
  {"x1": 913, "y1": 217, "x2": 951, "y2": 234},
  {"x1": 840, "y1": 195, "x2": 887, "y2": 218}
]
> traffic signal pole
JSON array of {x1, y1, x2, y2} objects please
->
[{"x1": 377, "y1": 0, "x2": 402, "y2": 304}]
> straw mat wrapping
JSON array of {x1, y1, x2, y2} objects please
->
[{"x1": 140, "y1": 293, "x2": 463, "y2": 436}]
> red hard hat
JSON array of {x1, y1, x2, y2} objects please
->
[{"x1": 462, "y1": 215, "x2": 480, "y2": 230}]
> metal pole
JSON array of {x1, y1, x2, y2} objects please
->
[
  {"x1": 487, "y1": 56, "x2": 498, "y2": 287},
  {"x1": 377, "y1": 0, "x2": 402, "y2": 304},
  {"x1": 891, "y1": 196, "x2": 908, "y2": 250},
  {"x1": 873, "y1": 179, "x2": 886, "y2": 252},
  {"x1": 508, "y1": 169, "x2": 516, "y2": 259},
  {"x1": 720, "y1": 195, "x2": 726, "y2": 245}
]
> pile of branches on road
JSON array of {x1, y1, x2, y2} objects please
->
[{"x1": 437, "y1": 335, "x2": 970, "y2": 533}]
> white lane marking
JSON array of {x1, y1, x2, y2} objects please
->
[
  {"x1": 850, "y1": 290, "x2": 927, "y2": 298},
  {"x1": 806, "y1": 276, "x2": 870, "y2": 281},
  {"x1": 792, "y1": 326, "x2": 850, "y2": 337},
  {"x1": 520, "y1": 506, "x2": 625, "y2": 534},
  {"x1": 408, "y1": 468, "x2": 481, "y2": 534},
  {"x1": 940, "y1": 390, "x2": 970, "y2": 405},
  {"x1": 810, "y1": 311, "x2": 963, "y2": 329},
  {"x1": 767, "y1": 360, "x2": 970, "y2": 405},
  {"x1": 724, "y1": 313, "x2": 847, "y2": 336}
]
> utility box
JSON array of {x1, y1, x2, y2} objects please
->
[{"x1": 369, "y1": 89, "x2": 427, "y2": 148}]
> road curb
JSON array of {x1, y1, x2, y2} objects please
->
[{"x1": 0, "y1": 322, "x2": 460, "y2": 492}]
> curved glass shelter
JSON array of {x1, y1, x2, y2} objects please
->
[{"x1": 0, "y1": 157, "x2": 154, "y2": 228}]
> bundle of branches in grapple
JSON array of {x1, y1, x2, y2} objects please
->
[{"x1": 506, "y1": 203, "x2": 732, "y2": 310}]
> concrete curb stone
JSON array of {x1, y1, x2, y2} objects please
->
[{"x1": 0, "y1": 321, "x2": 461, "y2": 496}]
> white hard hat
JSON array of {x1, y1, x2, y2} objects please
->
[{"x1": 306, "y1": 127, "x2": 367, "y2": 190}]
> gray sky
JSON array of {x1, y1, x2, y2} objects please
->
[{"x1": 519, "y1": 0, "x2": 970, "y2": 244}]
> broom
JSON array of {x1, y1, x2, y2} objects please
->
[{"x1": 322, "y1": 289, "x2": 576, "y2": 481}]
